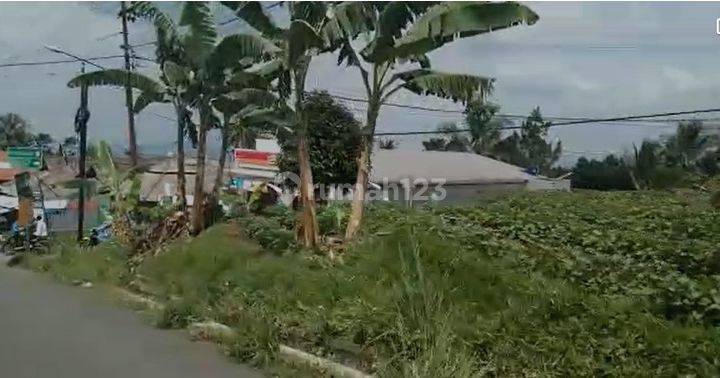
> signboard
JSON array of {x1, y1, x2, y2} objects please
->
[
  {"x1": 233, "y1": 149, "x2": 277, "y2": 167},
  {"x1": 7, "y1": 147, "x2": 42, "y2": 170}
]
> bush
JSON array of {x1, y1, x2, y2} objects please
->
[
  {"x1": 237, "y1": 216, "x2": 296, "y2": 252},
  {"x1": 316, "y1": 203, "x2": 348, "y2": 236},
  {"x1": 25, "y1": 238, "x2": 127, "y2": 285}
]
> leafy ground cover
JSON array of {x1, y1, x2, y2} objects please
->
[{"x1": 24, "y1": 190, "x2": 720, "y2": 376}]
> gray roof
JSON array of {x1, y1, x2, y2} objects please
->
[
  {"x1": 370, "y1": 149, "x2": 529, "y2": 185},
  {"x1": 140, "y1": 158, "x2": 219, "y2": 202}
]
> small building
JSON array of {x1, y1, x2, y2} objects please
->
[
  {"x1": 139, "y1": 158, "x2": 219, "y2": 205},
  {"x1": 369, "y1": 149, "x2": 531, "y2": 204}
]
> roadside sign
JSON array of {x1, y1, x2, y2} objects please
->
[
  {"x1": 7, "y1": 147, "x2": 42, "y2": 170},
  {"x1": 233, "y1": 149, "x2": 277, "y2": 166}
]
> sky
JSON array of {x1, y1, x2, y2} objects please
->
[{"x1": 1, "y1": 2, "x2": 720, "y2": 166}]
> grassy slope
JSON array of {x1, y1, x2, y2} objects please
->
[{"x1": 26, "y1": 191, "x2": 720, "y2": 376}]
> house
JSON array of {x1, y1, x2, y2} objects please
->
[
  {"x1": 139, "y1": 158, "x2": 218, "y2": 205},
  {"x1": 368, "y1": 149, "x2": 532, "y2": 204}
]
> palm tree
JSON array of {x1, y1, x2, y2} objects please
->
[
  {"x1": 71, "y1": 2, "x2": 279, "y2": 234},
  {"x1": 226, "y1": 2, "x2": 344, "y2": 248},
  {"x1": 320, "y1": 2, "x2": 539, "y2": 239}
]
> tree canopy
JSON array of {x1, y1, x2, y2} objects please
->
[
  {"x1": 276, "y1": 91, "x2": 362, "y2": 185},
  {"x1": 0, "y1": 113, "x2": 55, "y2": 150}
]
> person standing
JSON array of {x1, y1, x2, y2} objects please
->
[{"x1": 33, "y1": 215, "x2": 47, "y2": 239}]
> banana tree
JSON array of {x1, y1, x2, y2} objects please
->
[
  {"x1": 321, "y1": 1, "x2": 539, "y2": 239},
  {"x1": 122, "y1": 2, "x2": 280, "y2": 234},
  {"x1": 210, "y1": 87, "x2": 282, "y2": 199},
  {"x1": 225, "y1": 2, "x2": 344, "y2": 248},
  {"x1": 67, "y1": 63, "x2": 197, "y2": 211}
]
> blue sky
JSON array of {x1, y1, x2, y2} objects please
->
[{"x1": 1, "y1": 2, "x2": 719, "y2": 165}]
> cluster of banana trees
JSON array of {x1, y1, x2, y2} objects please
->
[{"x1": 67, "y1": 1, "x2": 538, "y2": 248}]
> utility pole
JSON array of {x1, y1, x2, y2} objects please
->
[
  {"x1": 121, "y1": 1, "x2": 138, "y2": 167},
  {"x1": 44, "y1": 45, "x2": 96, "y2": 242},
  {"x1": 75, "y1": 63, "x2": 90, "y2": 242}
]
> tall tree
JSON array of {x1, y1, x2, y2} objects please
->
[
  {"x1": 321, "y1": 2, "x2": 539, "y2": 239},
  {"x1": 494, "y1": 107, "x2": 561, "y2": 174},
  {"x1": 465, "y1": 101, "x2": 504, "y2": 156},
  {"x1": 664, "y1": 120, "x2": 710, "y2": 169},
  {"x1": 226, "y1": 2, "x2": 343, "y2": 248},
  {"x1": 0, "y1": 113, "x2": 34, "y2": 149},
  {"x1": 72, "y1": 2, "x2": 278, "y2": 234},
  {"x1": 276, "y1": 91, "x2": 362, "y2": 186}
]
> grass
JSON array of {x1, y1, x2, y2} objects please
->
[
  {"x1": 22, "y1": 190, "x2": 720, "y2": 376},
  {"x1": 24, "y1": 236, "x2": 128, "y2": 286}
]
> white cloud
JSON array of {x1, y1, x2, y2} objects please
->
[{"x1": 1, "y1": 2, "x2": 720, "y2": 165}]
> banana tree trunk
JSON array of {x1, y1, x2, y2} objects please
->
[
  {"x1": 191, "y1": 99, "x2": 209, "y2": 235},
  {"x1": 174, "y1": 101, "x2": 187, "y2": 212},
  {"x1": 213, "y1": 118, "x2": 230, "y2": 199},
  {"x1": 292, "y1": 64, "x2": 319, "y2": 248},
  {"x1": 297, "y1": 133, "x2": 319, "y2": 247},
  {"x1": 345, "y1": 100, "x2": 380, "y2": 240}
]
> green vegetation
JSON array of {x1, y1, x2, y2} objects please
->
[
  {"x1": 573, "y1": 121, "x2": 719, "y2": 190},
  {"x1": 24, "y1": 190, "x2": 720, "y2": 376},
  {"x1": 276, "y1": 90, "x2": 362, "y2": 186},
  {"x1": 25, "y1": 238, "x2": 127, "y2": 287},
  {"x1": 423, "y1": 106, "x2": 562, "y2": 176},
  {"x1": 0, "y1": 112, "x2": 54, "y2": 150}
]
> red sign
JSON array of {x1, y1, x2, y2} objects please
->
[{"x1": 233, "y1": 149, "x2": 277, "y2": 166}]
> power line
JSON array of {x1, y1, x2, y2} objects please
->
[
  {"x1": 331, "y1": 93, "x2": 720, "y2": 125},
  {"x1": 96, "y1": 31, "x2": 122, "y2": 42},
  {"x1": 0, "y1": 55, "x2": 126, "y2": 68},
  {"x1": 130, "y1": 41, "x2": 156, "y2": 48},
  {"x1": 373, "y1": 108, "x2": 720, "y2": 136}
]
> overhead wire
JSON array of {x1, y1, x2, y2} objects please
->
[
  {"x1": 0, "y1": 54, "x2": 126, "y2": 68},
  {"x1": 373, "y1": 108, "x2": 720, "y2": 136}
]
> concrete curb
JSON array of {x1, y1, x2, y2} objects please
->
[
  {"x1": 278, "y1": 344, "x2": 371, "y2": 378},
  {"x1": 113, "y1": 290, "x2": 372, "y2": 377},
  {"x1": 113, "y1": 288, "x2": 165, "y2": 311},
  {"x1": 188, "y1": 321, "x2": 372, "y2": 378}
]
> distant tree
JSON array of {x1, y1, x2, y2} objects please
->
[
  {"x1": 378, "y1": 138, "x2": 397, "y2": 150},
  {"x1": 0, "y1": 113, "x2": 34, "y2": 149},
  {"x1": 494, "y1": 107, "x2": 561, "y2": 174},
  {"x1": 571, "y1": 155, "x2": 635, "y2": 190},
  {"x1": 664, "y1": 120, "x2": 710, "y2": 169},
  {"x1": 630, "y1": 141, "x2": 688, "y2": 189},
  {"x1": 422, "y1": 122, "x2": 471, "y2": 152},
  {"x1": 63, "y1": 136, "x2": 78, "y2": 147},
  {"x1": 696, "y1": 150, "x2": 720, "y2": 176},
  {"x1": 465, "y1": 101, "x2": 503, "y2": 156},
  {"x1": 277, "y1": 91, "x2": 362, "y2": 185},
  {"x1": 34, "y1": 133, "x2": 53, "y2": 146}
]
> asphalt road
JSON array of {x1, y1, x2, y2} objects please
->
[{"x1": 0, "y1": 262, "x2": 261, "y2": 378}]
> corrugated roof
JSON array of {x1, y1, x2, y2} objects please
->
[
  {"x1": 370, "y1": 149, "x2": 528, "y2": 185},
  {"x1": 140, "y1": 160, "x2": 219, "y2": 202},
  {"x1": 0, "y1": 168, "x2": 24, "y2": 183}
]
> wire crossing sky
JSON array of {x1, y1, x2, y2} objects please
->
[{"x1": 0, "y1": 2, "x2": 718, "y2": 167}]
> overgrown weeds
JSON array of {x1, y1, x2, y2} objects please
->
[{"x1": 22, "y1": 191, "x2": 720, "y2": 376}]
